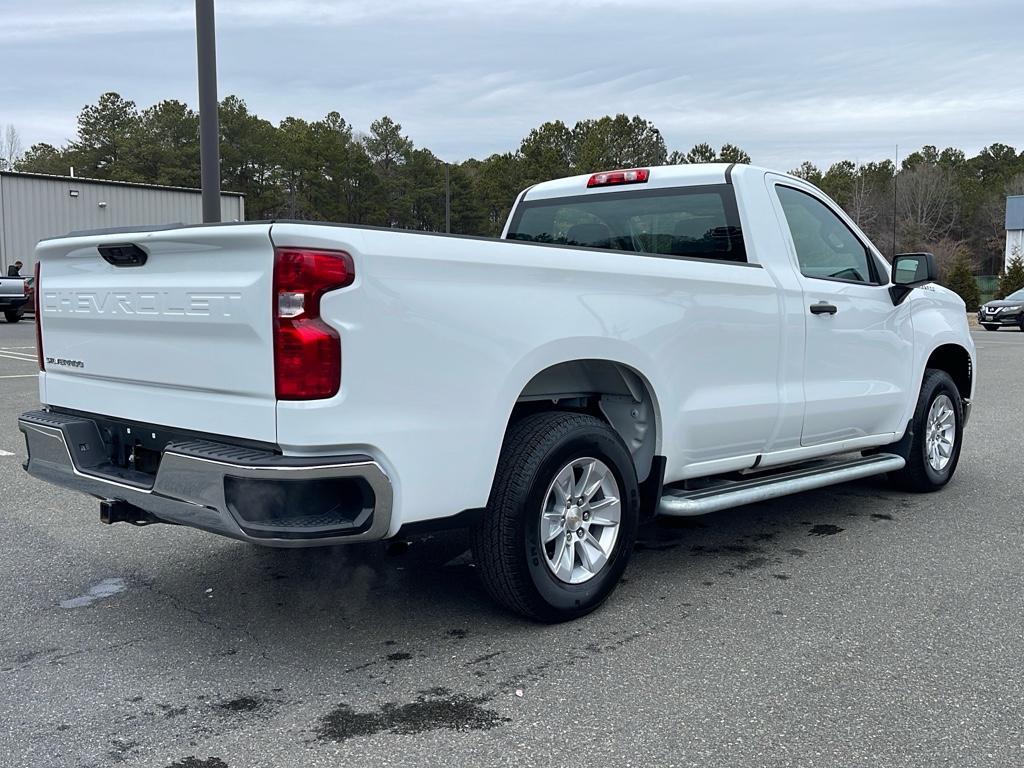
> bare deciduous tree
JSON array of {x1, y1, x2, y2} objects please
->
[
  {"x1": 923, "y1": 237, "x2": 971, "y2": 280},
  {"x1": 848, "y1": 168, "x2": 879, "y2": 231},
  {"x1": 1, "y1": 124, "x2": 24, "y2": 170},
  {"x1": 896, "y1": 163, "x2": 957, "y2": 246},
  {"x1": 970, "y1": 172, "x2": 1024, "y2": 274}
]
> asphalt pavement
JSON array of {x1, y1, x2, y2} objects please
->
[{"x1": 1, "y1": 319, "x2": 1022, "y2": 768}]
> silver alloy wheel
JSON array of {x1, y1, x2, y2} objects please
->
[
  {"x1": 925, "y1": 393, "x2": 956, "y2": 472},
  {"x1": 539, "y1": 457, "x2": 622, "y2": 585}
]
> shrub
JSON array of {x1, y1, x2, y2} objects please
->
[
  {"x1": 944, "y1": 254, "x2": 980, "y2": 310},
  {"x1": 996, "y1": 249, "x2": 1024, "y2": 298}
]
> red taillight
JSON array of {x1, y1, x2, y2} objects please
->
[
  {"x1": 587, "y1": 168, "x2": 650, "y2": 188},
  {"x1": 34, "y1": 262, "x2": 44, "y2": 371},
  {"x1": 273, "y1": 247, "x2": 354, "y2": 400}
]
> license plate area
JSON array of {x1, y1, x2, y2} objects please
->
[
  {"x1": 40, "y1": 414, "x2": 159, "y2": 489},
  {"x1": 96, "y1": 419, "x2": 174, "y2": 477},
  {"x1": 47, "y1": 407, "x2": 281, "y2": 490}
]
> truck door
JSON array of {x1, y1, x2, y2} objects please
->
[{"x1": 769, "y1": 179, "x2": 914, "y2": 446}]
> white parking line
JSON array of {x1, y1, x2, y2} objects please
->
[
  {"x1": 0, "y1": 351, "x2": 37, "y2": 362},
  {"x1": 0, "y1": 374, "x2": 37, "y2": 379},
  {"x1": 0, "y1": 450, "x2": 15, "y2": 457},
  {"x1": 0, "y1": 346, "x2": 37, "y2": 350}
]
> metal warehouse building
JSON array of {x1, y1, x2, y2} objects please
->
[{"x1": 0, "y1": 171, "x2": 244, "y2": 273}]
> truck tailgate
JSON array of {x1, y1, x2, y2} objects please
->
[
  {"x1": 37, "y1": 224, "x2": 278, "y2": 443},
  {"x1": 0, "y1": 278, "x2": 28, "y2": 299}
]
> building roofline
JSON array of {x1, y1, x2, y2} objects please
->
[{"x1": 0, "y1": 169, "x2": 244, "y2": 197}]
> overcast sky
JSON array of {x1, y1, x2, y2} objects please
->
[{"x1": 1, "y1": 0, "x2": 1020, "y2": 170}]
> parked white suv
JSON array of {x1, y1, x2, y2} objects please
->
[{"x1": 20, "y1": 163, "x2": 975, "y2": 621}]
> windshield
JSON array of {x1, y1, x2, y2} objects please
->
[
  {"x1": 1004, "y1": 288, "x2": 1024, "y2": 301},
  {"x1": 506, "y1": 185, "x2": 746, "y2": 263}
]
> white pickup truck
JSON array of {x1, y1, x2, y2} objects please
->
[{"x1": 19, "y1": 163, "x2": 974, "y2": 621}]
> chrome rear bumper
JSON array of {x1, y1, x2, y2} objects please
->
[{"x1": 19, "y1": 410, "x2": 393, "y2": 547}]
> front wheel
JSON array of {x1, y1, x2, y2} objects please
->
[
  {"x1": 889, "y1": 369, "x2": 963, "y2": 492},
  {"x1": 472, "y1": 411, "x2": 639, "y2": 622},
  {"x1": 4, "y1": 311, "x2": 23, "y2": 323}
]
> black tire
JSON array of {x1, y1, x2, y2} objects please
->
[
  {"x1": 4, "y1": 311, "x2": 22, "y2": 323},
  {"x1": 471, "y1": 411, "x2": 639, "y2": 622},
  {"x1": 889, "y1": 369, "x2": 963, "y2": 493},
  {"x1": 981, "y1": 324, "x2": 998, "y2": 331}
]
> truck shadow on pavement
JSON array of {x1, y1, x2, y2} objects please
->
[
  {"x1": 108, "y1": 473, "x2": 911, "y2": 660},
  {"x1": 15, "y1": 474, "x2": 919, "y2": 766}
]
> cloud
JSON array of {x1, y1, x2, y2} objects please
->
[
  {"x1": 4, "y1": 0, "x2": 967, "y2": 40},
  {"x1": 1, "y1": 0, "x2": 1020, "y2": 170}
]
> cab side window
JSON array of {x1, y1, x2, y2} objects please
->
[{"x1": 776, "y1": 186, "x2": 877, "y2": 284}]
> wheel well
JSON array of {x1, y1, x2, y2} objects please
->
[
  {"x1": 926, "y1": 344, "x2": 972, "y2": 401},
  {"x1": 510, "y1": 360, "x2": 659, "y2": 482}
]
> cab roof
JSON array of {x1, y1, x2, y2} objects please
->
[{"x1": 522, "y1": 163, "x2": 773, "y2": 201}]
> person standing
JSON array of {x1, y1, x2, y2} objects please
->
[{"x1": 7, "y1": 260, "x2": 23, "y2": 277}]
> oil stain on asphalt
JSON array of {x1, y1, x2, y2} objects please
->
[
  {"x1": 165, "y1": 759, "x2": 229, "y2": 768},
  {"x1": 215, "y1": 695, "x2": 271, "y2": 713},
  {"x1": 317, "y1": 687, "x2": 506, "y2": 742}
]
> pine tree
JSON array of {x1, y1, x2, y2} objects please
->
[
  {"x1": 944, "y1": 254, "x2": 980, "y2": 310},
  {"x1": 996, "y1": 249, "x2": 1024, "y2": 298}
]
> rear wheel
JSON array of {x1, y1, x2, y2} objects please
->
[
  {"x1": 472, "y1": 411, "x2": 639, "y2": 622},
  {"x1": 890, "y1": 369, "x2": 963, "y2": 492},
  {"x1": 4, "y1": 311, "x2": 23, "y2": 323}
]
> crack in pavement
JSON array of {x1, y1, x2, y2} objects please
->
[{"x1": 137, "y1": 580, "x2": 276, "y2": 664}]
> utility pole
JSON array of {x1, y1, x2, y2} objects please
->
[
  {"x1": 445, "y1": 163, "x2": 451, "y2": 234},
  {"x1": 196, "y1": 0, "x2": 221, "y2": 223},
  {"x1": 891, "y1": 144, "x2": 898, "y2": 259}
]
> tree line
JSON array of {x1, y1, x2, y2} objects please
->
[{"x1": 10, "y1": 92, "x2": 1024, "y2": 303}]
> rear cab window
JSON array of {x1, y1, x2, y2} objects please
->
[{"x1": 506, "y1": 184, "x2": 746, "y2": 263}]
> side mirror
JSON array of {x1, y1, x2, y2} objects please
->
[{"x1": 889, "y1": 252, "x2": 938, "y2": 304}]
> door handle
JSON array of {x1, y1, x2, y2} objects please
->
[{"x1": 809, "y1": 302, "x2": 838, "y2": 315}]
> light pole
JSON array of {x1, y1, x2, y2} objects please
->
[
  {"x1": 891, "y1": 144, "x2": 898, "y2": 258},
  {"x1": 196, "y1": 0, "x2": 221, "y2": 223},
  {"x1": 445, "y1": 163, "x2": 451, "y2": 234}
]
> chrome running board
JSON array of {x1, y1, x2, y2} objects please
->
[{"x1": 658, "y1": 453, "x2": 905, "y2": 517}]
